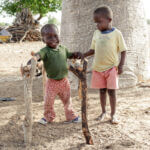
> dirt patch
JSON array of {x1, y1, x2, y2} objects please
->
[{"x1": 0, "y1": 42, "x2": 150, "y2": 150}]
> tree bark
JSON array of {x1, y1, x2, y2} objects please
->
[
  {"x1": 78, "y1": 80, "x2": 82, "y2": 99},
  {"x1": 14, "y1": 8, "x2": 36, "y2": 28},
  {"x1": 22, "y1": 58, "x2": 36, "y2": 148},
  {"x1": 7, "y1": 8, "x2": 41, "y2": 42}
]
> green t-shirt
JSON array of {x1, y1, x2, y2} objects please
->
[{"x1": 38, "y1": 45, "x2": 73, "y2": 80}]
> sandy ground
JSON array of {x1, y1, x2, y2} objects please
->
[{"x1": 0, "y1": 42, "x2": 150, "y2": 150}]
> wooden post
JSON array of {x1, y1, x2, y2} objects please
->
[
  {"x1": 69, "y1": 59, "x2": 94, "y2": 145},
  {"x1": 22, "y1": 58, "x2": 36, "y2": 148},
  {"x1": 42, "y1": 67, "x2": 47, "y2": 100}
]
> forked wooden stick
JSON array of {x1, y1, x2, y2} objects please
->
[{"x1": 69, "y1": 59, "x2": 94, "y2": 145}]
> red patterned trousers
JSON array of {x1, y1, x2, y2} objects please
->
[{"x1": 44, "y1": 78, "x2": 77, "y2": 122}]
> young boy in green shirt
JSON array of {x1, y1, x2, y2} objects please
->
[{"x1": 31, "y1": 24, "x2": 82, "y2": 124}]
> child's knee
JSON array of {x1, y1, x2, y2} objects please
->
[
  {"x1": 108, "y1": 89, "x2": 115, "y2": 97},
  {"x1": 100, "y1": 88, "x2": 107, "y2": 94}
]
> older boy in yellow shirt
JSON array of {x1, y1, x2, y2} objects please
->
[{"x1": 84, "y1": 6, "x2": 127, "y2": 124}]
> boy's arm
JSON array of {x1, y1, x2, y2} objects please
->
[
  {"x1": 118, "y1": 51, "x2": 126, "y2": 74},
  {"x1": 31, "y1": 52, "x2": 41, "y2": 61},
  {"x1": 117, "y1": 31, "x2": 127, "y2": 74},
  {"x1": 68, "y1": 52, "x2": 83, "y2": 59},
  {"x1": 69, "y1": 49, "x2": 95, "y2": 59},
  {"x1": 83, "y1": 49, "x2": 95, "y2": 58}
]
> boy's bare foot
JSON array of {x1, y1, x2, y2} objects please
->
[
  {"x1": 96, "y1": 113, "x2": 106, "y2": 121},
  {"x1": 110, "y1": 115, "x2": 119, "y2": 124}
]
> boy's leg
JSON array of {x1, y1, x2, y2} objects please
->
[
  {"x1": 44, "y1": 79, "x2": 57, "y2": 122},
  {"x1": 91, "y1": 70, "x2": 107, "y2": 121},
  {"x1": 107, "y1": 89, "x2": 116, "y2": 117},
  {"x1": 106, "y1": 67, "x2": 118, "y2": 124},
  {"x1": 97, "y1": 88, "x2": 107, "y2": 121},
  {"x1": 108, "y1": 89, "x2": 118, "y2": 124},
  {"x1": 58, "y1": 78, "x2": 77, "y2": 121},
  {"x1": 99, "y1": 88, "x2": 107, "y2": 114}
]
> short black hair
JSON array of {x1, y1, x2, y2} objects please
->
[
  {"x1": 94, "y1": 6, "x2": 113, "y2": 19},
  {"x1": 41, "y1": 24, "x2": 58, "y2": 36}
]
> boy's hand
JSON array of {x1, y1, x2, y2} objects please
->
[
  {"x1": 27, "y1": 53, "x2": 40, "y2": 65},
  {"x1": 118, "y1": 65, "x2": 123, "y2": 75},
  {"x1": 73, "y1": 52, "x2": 83, "y2": 59},
  {"x1": 118, "y1": 51, "x2": 126, "y2": 75}
]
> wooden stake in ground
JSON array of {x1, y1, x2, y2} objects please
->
[
  {"x1": 21, "y1": 58, "x2": 36, "y2": 148},
  {"x1": 69, "y1": 59, "x2": 94, "y2": 145},
  {"x1": 42, "y1": 67, "x2": 47, "y2": 100}
]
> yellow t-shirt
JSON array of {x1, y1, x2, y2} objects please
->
[{"x1": 90, "y1": 28, "x2": 127, "y2": 72}]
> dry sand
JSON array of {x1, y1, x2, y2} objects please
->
[{"x1": 0, "y1": 42, "x2": 150, "y2": 150}]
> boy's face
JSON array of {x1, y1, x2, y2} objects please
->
[
  {"x1": 94, "y1": 14, "x2": 112, "y2": 31},
  {"x1": 42, "y1": 28, "x2": 59, "y2": 49}
]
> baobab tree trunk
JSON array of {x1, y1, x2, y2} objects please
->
[{"x1": 61, "y1": 0, "x2": 150, "y2": 88}]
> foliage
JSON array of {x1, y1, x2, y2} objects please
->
[
  {"x1": 0, "y1": 0, "x2": 62, "y2": 18},
  {"x1": 47, "y1": 15, "x2": 60, "y2": 25},
  {"x1": 0, "y1": 22, "x2": 10, "y2": 27}
]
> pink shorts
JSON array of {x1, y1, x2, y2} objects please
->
[{"x1": 91, "y1": 67, "x2": 118, "y2": 89}]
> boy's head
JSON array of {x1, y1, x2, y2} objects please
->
[
  {"x1": 41, "y1": 24, "x2": 59, "y2": 48},
  {"x1": 94, "y1": 6, "x2": 113, "y2": 31}
]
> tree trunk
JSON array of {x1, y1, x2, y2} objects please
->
[
  {"x1": 61, "y1": 0, "x2": 150, "y2": 88},
  {"x1": 14, "y1": 8, "x2": 40, "y2": 30},
  {"x1": 7, "y1": 8, "x2": 41, "y2": 42}
]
